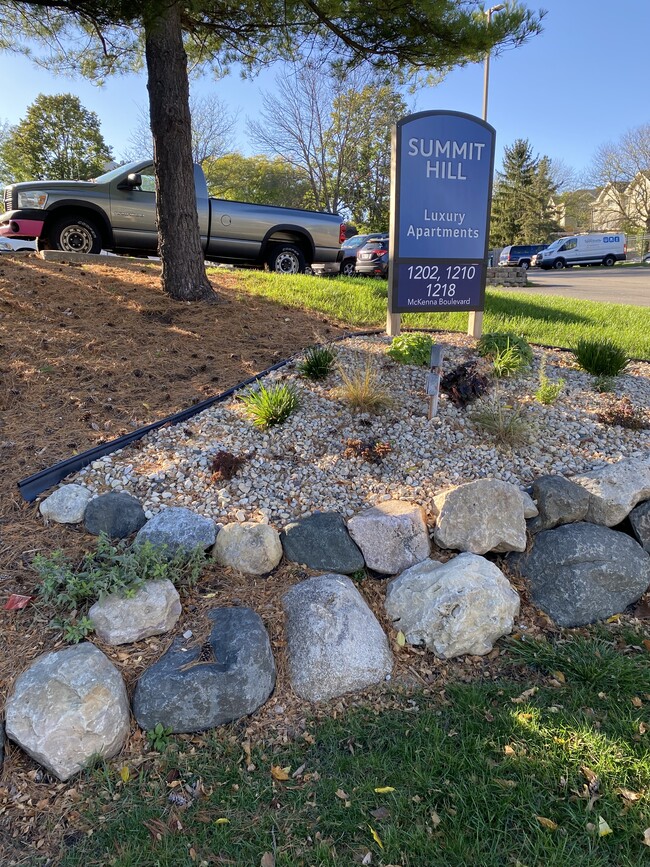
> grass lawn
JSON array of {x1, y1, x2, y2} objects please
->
[
  {"x1": 60, "y1": 636, "x2": 650, "y2": 867},
  {"x1": 226, "y1": 271, "x2": 650, "y2": 361}
]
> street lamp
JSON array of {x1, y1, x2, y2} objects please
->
[{"x1": 482, "y1": 4, "x2": 505, "y2": 121}]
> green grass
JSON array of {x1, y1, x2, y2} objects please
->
[
  {"x1": 60, "y1": 636, "x2": 650, "y2": 867},
  {"x1": 224, "y1": 271, "x2": 650, "y2": 360}
]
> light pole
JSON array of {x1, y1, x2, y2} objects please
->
[
  {"x1": 469, "y1": 3, "x2": 505, "y2": 339},
  {"x1": 483, "y1": 4, "x2": 505, "y2": 121}
]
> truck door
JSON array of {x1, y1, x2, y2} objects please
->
[{"x1": 109, "y1": 165, "x2": 158, "y2": 252}]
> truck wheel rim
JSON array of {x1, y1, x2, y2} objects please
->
[
  {"x1": 275, "y1": 252, "x2": 300, "y2": 274},
  {"x1": 60, "y1": 225, "x2": 94, "y2": 253}
]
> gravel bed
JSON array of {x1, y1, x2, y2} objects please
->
[{"x1": 74, "y1": 334, "x2": 650, "y2": 527}]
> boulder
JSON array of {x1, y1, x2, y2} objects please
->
[
  {"x1": 629, "y1": 500, "x2": 650, "y2": 552},
  {"x1": 84, "y1": 491, "x2": 147, "y2": 538},
  {"x1": 520, "y1": 490, "x2": 539, "y2": 520},
  {"x1": 89, "y1": 579, "x2": 181, "y2": 645},
  {"x1": 135, "y1": 506, "x2": 217, "y2": 556},
  {"x1": 347, "y1": 500, "x2": 429, "y2": 575},
  {"x1": 527, "y1": 474, "x2": 590, "y2": 534},
  {"x1": 508, "y1": 522, "x2": 650, "y2": 627},
  {"x1": 280, "y1": 512, "x2": 364, "y2": 575},
  {"x1": 282, "y1": 574, "x2": 393, "y2": 701},
  {"x1": 133, "y1": 607, "x2": 275, "y2": 733},
  {"x1": 433, "y1": 479, "x2": 527, "y2": 554},
  {"x1": 385, "y1": 553, "x2": 519, "y2": 658},
  {"x1": 573, "y1": 457, "x2": 650, "y2": 526},
  {"x1": 213, "y1": 522, "x2": 282, "y2": 575},
  {"x1": 5, "y1": 644, "x2": 130, "y2": 781},
  {"x1": 39, "y1": 484, "x2": 93, "y2": 524}
]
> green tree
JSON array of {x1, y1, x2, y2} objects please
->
[
  {"x1": 0, "y1": 1, "x2": 543, "y2": 302},
  {"x1": 203, "y1": 153, "x2": 313, "y2": 208},
  {"x1": 0, "y1": 93, "x2": 112, "y2": 182},
  {"x1": 490, "y1": 139, "x2": 560, "y2": 247}
]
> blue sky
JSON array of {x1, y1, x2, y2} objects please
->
[{"x1": 3, "y1": 0, "x2": 648, "y2": 178}]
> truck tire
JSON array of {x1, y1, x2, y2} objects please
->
[
  {"x1": 552, "y1": 258, "x2": 566, "y2": 270},
  {"x1": 49, "y1": 215, "x2": 102, "y2": 255},
  {"x1": 519, "y1": 259, "x2": 530, "y2": 270},
  {"x1": 602, "y1": 255, "x2": 615, "y2": 267},
  {"x1": 266, "y1": 244, "x2": 306, "y2": 275}
]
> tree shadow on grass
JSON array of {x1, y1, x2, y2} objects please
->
[{"x1": 486, "y1": 292, "x2": 592, "y2": 327}]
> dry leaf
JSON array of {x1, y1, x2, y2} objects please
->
[
  {"x1": 335, "y1": 788, "x2": 350, "y2": 800},
  {"x1": 396, "y1": 631, "x2": 406, "y2": 647},
  {"x1": 495, "y1": 779, "x2": 517, "y2": 789},
  {"x1": 430, "y1": 810, "x2": 441, "y2": 827},
  {"x1": 504, "y1": 745, "x2": 516, "y2": 756},
  {"x1": 374, "y1": 786, "x2": 395, "y2": 794},
  {"x1": 640, "y1": 722, "x2": 648, "y2": 735},
  {"x1": 260, "y1": 854, "x2": 275, "y2": 867},
  {"x1": 552, "y1": 670, "x2": 566, "y2": 683},
  {"x1": 271, "y1": 766, "x2": 290, "y2": 782},
  {"x1": 642, "y1": 639, "x2": 650, "y2": 653},
  {"x1": 361, "y1": 853, "x2": 372, "y2": 865},
  {"x1": 536, "y1": 816, "x2": 558, "y2": 831},
  {"x1": 370, "y1": 807, "x2": 390, "y2": 820},
  {"x1": 632, "y1": 696, "x2": 643, "y2": 708},
  {"x1": 3, "y1": 594, "x2": 33, "y2": 610},
  {"x1": 189, "y1": 847, "x2": 197, "y2": 861},
  {"x1": 581, "y1": 766, "x2": 598, "y2": 785},
  {"x1": 598, "y1": 816, "x2": 613, "y2": 837},
  {"x1": 617, "y1": 787, "x2": 642, "y2": 802},
  {"x1": 511, "y1": 687, "x2": 538, "y2": 704},
  {"x1": 368, "y1": 825, "x2": 384, "y2": 850},
  {"x1": 643, "y1": 828, "x2": 650, "y2": 847},
  {"x1": 214, "y1": 818, "x2": 230, "y2": 825},
  {"x1": 120, "y1": 766, "x2": 130, "y2": 783}
]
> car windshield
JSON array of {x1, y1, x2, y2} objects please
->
[{"x1": 343, "y1": 235, "x2": 370, "y2": 249}]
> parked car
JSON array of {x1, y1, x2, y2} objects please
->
[
  {"x1": 311, "y1": 231, "x2": 388, "y2": 276},
  {"x1": 0, "y1": 237, "x2": 36, "y2": 253},
  {"x1": 498, "y1": 244, "x2": 548, "y2": 270},
  {"x1": 643, "y1": 252, "x2": 650, "y2": 264},
  {"x1": 355, "y1": 236, "x2": 389, "y2": 278}
]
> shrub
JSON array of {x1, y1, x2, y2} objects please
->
[
  {"x1": 572, "y1": 338, "x2": 628, "y2": 377},
  {"x1": 387, "y1": 332, "x2": 433, "y2": 366},
  {"x1": 440, "y1": 361, "x2": 491, "y2": 407},
  {"x1": 298, "y1": 345, "x2": 337, "y2": 380},
  {"x1": 336, "y1": 355, "x2": 392, "y2": 413},
  {"x1": 343, "y1": 438, "x2": 392, "y2": 463},
  {"x1": 534, "y1": 355, "x2": 565, "y2": 404},
  {"x1": 240, "y1": 382, "x2": 300, "y2": 428},
  {"x1": 470, "y1": 398, "x2": 532, "y2": 446},
  {"x1": 33, "y1": 535, "x2": 206, "y2": 642},
  {"x1": 593, "y1": 374, "x2": 615, "y2": 393},
  {"x1": 491, "y1": 341, "x2": 528, "y2": 378},
  {"x1": 596, "y1": 396, "x2": 649, "y2": 430},
  {"x1": 210, "y1": 450, "x2": 246, "y2": 481},
  {"x1": 477, "y1": 331, "x2": 533, "y2": 366}
]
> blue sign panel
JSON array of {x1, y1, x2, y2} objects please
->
[{"x1": 389, "y1": 111, "x2": 496, "y2": 314}]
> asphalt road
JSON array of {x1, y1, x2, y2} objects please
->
[{"x1": 499, "y1": 265, "x2": 650, "y2": 307}]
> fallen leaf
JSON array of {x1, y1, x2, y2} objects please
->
[
  {"x1": 511, "y1": 687, "x2": 538, "y2": 704},
  {"x1": 370, "y1": 807, "x2": 390, "y2": 820},
  {"x1": 292, "y1": 764, "x2": 306, "y2": 779},
  {"x1": 536, "y1": 816, "x2": 558, "y2": 831},
  {"x1": 643, "y1": 639, "x2": 650, "y2": 653},
  {"x1": 598, "y1": 816, "x2": 613, "y2": 837},
  {"x1": 374, "y1": 786, "x2": 395, "y2": 794},
  {"x1": 120, "y1": 766, "x2": 130, "y2": 783},
  {"x1": 640, "y1": 722, "x2": 648, "y2": 735},
  {"x1": 581, "y1": 766, "x2": 598, "y2": 785},
  {"x1": 617, "y1": 787, "x2": 642, "y2": 802},
  {"x1": 271, "y1": 766, "x2": 290, "y2": 782},
  {"x1": 368, "y1": 825, "x2": 384, "y2": 850},
  {"x1": 189, "y1": 847, "x2": 197, "y2": 861},
  {"x1": 504, "y1": 745, "x2": 516, "y2": 756},
  {"x1": 396, "y1": 631, "x2": 406, "y2": 647},
  {"x1": 632, "y1": 696, "x2": 643, "y2": 708},
  {"x1": 643, "y1": 828, "x2": 650, "y2": 847},
  {"x1": 430, "y1": 810, "x2": 441, "y2": 827},
  {"x1": 214, "y1": 818, "x2": 230, "y2": 825},
  {"x1": 552, "y1": 670, "x2": 566, "y2": 683},
  {"x1": 335, "y1": 788, "x2": 350, "y2": 800},
  {"x1": 260, "y1": 854, "x2": 275, "y2": 867},
  {"x1": 3, "y1": 594, "x2": 33, "y2": 610},
  {"x1": 361, "y1": 853, "x2": 372, "y2": 865},
  {"x1": 495, "y1": 778, "x2": 517, "y2": 789}
]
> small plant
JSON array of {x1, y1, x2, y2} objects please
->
[
  {"x1": 240, "y1": 381, "x2": 300, "y2": 428},
  {"x1": 477, "y1": 331, "x2": 533, "y2": 366},
  {"x1": 470, "y1": 398, "x2": 531, "y2": 446},
  {"x1": 33, "y1": 535, "x2": 205, "y2": 641},
  {"x1": 572, "y1": 338, "x2": 628, "y2": 377},
  {"x1": 596, "y1": 396, "x2": 649, "y2": 429},
  {"x1": 491, "y1": 341, "x2": 528, "y2": 378},
  {"x1": 441, "y1": 361, "x2": 491, "y2": 407},
  {"x1": 534, "y1": 355, "x2": 565, "y2": 404},
  {"x1": 343, "y1": 437, "x2": 392, "y2": 463},
  {"x1": 298, "y1": 345, "x2": 336, "y2": 380},
  {"x1": 210, "y1": 450, "x2": 246, "y2": 481},
  {"x1": 387, "y1": 332, "x2": 433, "y2": 366},
  {"x1": 147, "y1": 722, "x2": 173, "y2": 752},
  {"x1": 335, "y1": 355, "x2": 392, "y2": 413}
]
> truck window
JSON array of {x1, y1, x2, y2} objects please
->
[{"x1": 136, "y1": 166, "x2": 156, "y2": 193}]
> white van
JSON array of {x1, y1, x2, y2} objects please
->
[{"x1": 532, "y1": 233, "x2": 626, "y2": 270}]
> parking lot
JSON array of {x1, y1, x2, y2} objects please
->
[{"x1": 501, "y1": 265, "x2": 650, "y2": 307}]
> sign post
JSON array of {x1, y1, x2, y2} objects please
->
[{"x1": 387, "y1": 111, "x2": 496, "y2": 338}]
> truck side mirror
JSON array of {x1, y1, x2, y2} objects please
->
[{"x1": 127, "y1": 173, "x2": 142, "y2": 188}]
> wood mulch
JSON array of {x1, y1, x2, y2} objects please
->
[{"x1": 0, "y1": 253, "x2": 646, "y2": 865}]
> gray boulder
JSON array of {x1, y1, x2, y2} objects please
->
[
  {"x1": 84, "y1": 491, "x2": 147, "y2": 538},
  {"x1": 573, "y1": 457, "x2": 650, "y2": 526},
  {"x1": 527, "y1": 474, "x2": 590, "y2": 534},
  {"x1": 629, "y1": 500, "x2": 650, "y2": 552},
  {"x1": 212, "y1": 522, "x2": 282, "y2": 575},
  {"x1": 433, "y1": 479, "x2": 527, "y2": 554},
  {"x1": 133, "y1": 607, "x2": 275, "y2": 733},
  {"x1": 282, "y1": 574, "x2": 393, "y2": 701},
  {"x1": 5, "y1": 644, "x2": 130, "y2": 781},
  {"x1": 280, "y1": 512, "x2": 365, "y2": 574},
  {"x1": 135, "y1": 506, "x2": 217, "y2": 556},
  {"x1": 89, "y1": 579, "x2": 181, "y2": 645},
  {"x1": 39, "y1": 484, "x2": 93, "y2": 524},
  {"x1": 385, "y1": 553, "x2": 520, "y2": 658},
  {"x1": 508, "y1": 522, "x2": 650, "y2": 627},
  {"x1": 347, "y1": 500, "x2": 430, "y2": 575}
]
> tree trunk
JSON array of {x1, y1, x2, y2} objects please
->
[{"x1": 144, "y1": 3, "x2": 216, "y2": 301}]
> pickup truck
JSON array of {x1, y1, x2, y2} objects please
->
[{"x1": 0, "y1": 160, "x2": 344, "y2": 273}]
